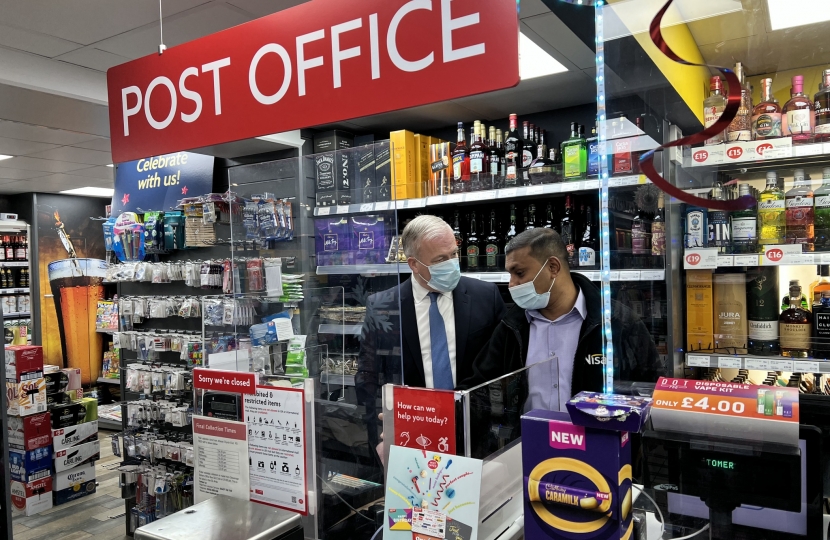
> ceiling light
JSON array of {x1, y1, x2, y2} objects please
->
[
  {"x1": 0, "y1": 155, "x2": 13, "y2": 161},
  {"x1": 59, "y1": 187, "x2": 115, "y2": 197},
  {"x1": 767, "y1": 0, "x2": 830, "y2": 30},
  {"x1": 106, "y1": 164, "x2": 114, "y2": 167},
  {"x1": 520, "y1": 33, "x2": 568, "y2": 80}
]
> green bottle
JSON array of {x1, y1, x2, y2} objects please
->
[
  {"x1": 561, "y1": 122, "x2": 587, "y2": 181},
  {"x1": 814, "y1": 167, "x2": 830, "y2": 251}
]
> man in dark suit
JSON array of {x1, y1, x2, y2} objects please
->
[{"x1": 356, "y1": 215, "x2": 506, "y2": 454}]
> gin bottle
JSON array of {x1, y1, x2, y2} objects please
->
[
  {"x1": 785, "y1": 168, "x2": 814, "y2": 251},
  {"x1": 758, "y1": 171, "x2": 786, "y2": 246},
  {"x1": 814, "y1": 168, "x2": 830, "y2": 251}
]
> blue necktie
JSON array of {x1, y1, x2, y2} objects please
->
[{"x1": 428, "y1": 292, "x2": 454, "y2": 390}]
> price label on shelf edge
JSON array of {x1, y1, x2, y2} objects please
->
[
  {"x1": 717, "y1": 357, "x2": 742, "y2": 369},
  {"x1": 793, "y1": 361, "x2": 820, "y2": 373},
  {"x1": 769, "y1": 359, "x2": 794, "y2": 371},
  {"x1": 745, "y1": 359, "x2": 771, "y2": 371},
  {"x1": 684, "y1": 248, "x2": 719, "y2": 269},
  {"x1": 687, "y1": 355, "x2": 710, "y2": 367},
  {"x1": 761, "y1": 244, "x2": 802, "y2": 265}
]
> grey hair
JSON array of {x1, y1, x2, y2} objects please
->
[
  {"x1": 505, "y1": 228, "x2": 569, "y2": 268},
  {"x1": 401, "y1": 214, "x2": 453, "y2": 258}
]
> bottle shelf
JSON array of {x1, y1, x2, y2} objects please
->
[
  {"x1": 683, "y1": 140, "x2": 830, "y2": 171},
  {"x1": 318, "y1": 323, "x2": 363, "y2": 336},
  {"x1": 312, "y1": 176, "x2": 646, "y2": 217},
  {"x1": 0, "y1": 288, "x2": 29, "y2": 294},
  {"x1": 97, "y1": 377, "x2": 121, "y2": 385},
  {"x1": 0, "y1": 261, "x2": 28, "y2": 267},
  {"x1": 3, "y1": 312, "x2": 30, "y2": 319},
  {"x1": 316, "y1": 264, "x2": 412, "y2": 275},
  {"x1": 314, "y1": 266, "x2": 665, "y2": 281},
  {"x1": 686, "y1": 352, "x2": 830, "y2": 373},
  {"x1": 684, "y1": 246, "x2": 830, "y2": 269}
]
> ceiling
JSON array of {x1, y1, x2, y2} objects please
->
[{"x1": 0, "y1": 0, "x2": 599, "y2": 195}]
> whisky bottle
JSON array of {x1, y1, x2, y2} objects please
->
[
  {"x1": 785, "y1": 168, "x2": 814, "y2": 251},
  {"x1": 526, "y1": 204, "x2": 538, "y2": 230},
  {"x1": 543, "y1": 204, "x2": 554, "y2": 230},
  {"x1": 714, "y1": 272, "x2": 748, "y2": 353},
  {"x1": 631, "y1": 207, "x2": 651, "y2": 256},
  {"x1": 452, "y1": 210, "x2": 464, "y2": 271},
  {"x1": 485, "y1": 211, "x2": 500, "y2": 272},
  {"x1": 466, "y1": 211, "x2": 481, "y2": 272},
  {"x1": 759, "y1": 171, "x2": 786, "y2": 246},
  {"x1": 579, "y1": 205, "x2": 599, "y2": 269},
  {"x1": 781, "y1": 280, "x2": 810, "y2": 311},
  {"x1": 752, "y1": 77, "x2": 783, "y2": 140},
  {"x1": 813, "y1": 290, "x2": 830, "y2": 359},
  {"x1": 452, "y1": 122, "x2": 470, "y2": 193},
  {"x1": 521, "y1": 121, "x2": 533, "y2": 184},
  {"x1": 731, "y1": 183, "x2": 757, "y2": 254},
  {"x1": 0, "y1": 237, "x2": 5, "y2": 262},
  {"x1": 651, "y1": 193, "x2": 666, "y2": 257},
  {"x1": 704, "y1": 76, "x2": 727, "y2": 145},
  {"x1": 469, "y1": 122, "x2": 490, "y2": 191},
  {"x1": 813, "y1": 168, "x2": 830, "y2": 251},
  {"x1": 488, "y1": 126, "x2": 504, "y2": 188},
  {"x1": 812, "y1": 265, "x2": 830, "y2": 305},
  {"x1": 505, "y1": 204, "x2": 518, "y2": 247},
  {"x1": 747, "y1": 266, "x2": 780, "y2": 356},
  {"x1": 504, "y1": 115, "x2": 522, "y2": 188},
  {"x1": 708, "y1": 182, "x2": 730, "y2": 253},
  {"x1": 561, "y1": 196, "x2": 576, "y2": 266},
  {"x1": 528, "y1": 134, "x2": 556, "y2": 185},
  {"x1": 4, "y1": 237, "x2": 14, "y2": 261},
  {"x1": 782, "y1": 75, "x2": 815, "y2": 143},
  {"x1": 780, "y1": 283, "x2": 812, "y2": 357}
]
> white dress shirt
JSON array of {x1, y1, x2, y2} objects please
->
[{"x1": 411, "y1": 274, "x2": 457, "y2": 388}]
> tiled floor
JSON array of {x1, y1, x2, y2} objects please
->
[{"x1": 11, "y1": 430, "x2": 129, "y2": 540}]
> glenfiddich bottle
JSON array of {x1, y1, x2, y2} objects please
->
[
  {"x1": 466, "y1": 211, "x2": 481, "y2": 272},
  {"x1": 747, "y1": 266, "x2": 780, "y2": 356},
  {"x1": 780, "y1": 283, "x2": 811, "y2": 357},
  {"x1": 485, "y1": 211, "x2": 500, "y2": 271},
  {"x1": 813, "y1": 290, "x2": 830, "y2": 359}
]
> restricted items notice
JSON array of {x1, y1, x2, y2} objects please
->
[
  {"x1": 193, "y1": 417, "x2": 250, "y2": 504},
  {"x1": 244, "y1": 386, "x2": 308, "y2": 513}
]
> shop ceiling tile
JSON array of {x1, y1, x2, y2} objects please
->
[
  {"x1": 71, "y1": 137, "x2": 111, "y2": 153},
  {"x1": 0, "y1": 0, "x2": 210, "y2": 46},
  {"x1": 25, "y1": 146, "x2": 112, "y2": 166},
  {"x1": 0, "y1": 120, "x2": 102, "y2": 146},
  {"x1": 0, "y1": 181, "x2": 37, "y2": 193},
  {"x1": 223, "y1": 0, "x2": 309, "y2": 18},
  {"x1": 0, "y1": 156, "x2": 94, "y2": 173},
  {"x1": 0, "y1": 167, "x2": 51, "y2": 181},
  {"x1": 0, "y1": 136, "x2": 61, "y2": 157},
  {"x1": 23, "y1": 173, "x2": 98, "y2": 189},
  {"x1": 519, "y1": 0, "x2": 552, "y2": 20},
  {"x1": 72, "y1": 166, "x2": 114, "y2": 181},
  {"x1": 0, "y1": 24, "x2": 83, "y2": 58},
  {"x1": 94, "y1": 3, "x2": 253, "y2": 59},
  {"x1": 55, "y1": 47, "x2": 131, "y2": 73},
  {"x1": 522, "y1": 13, "x2": 594, "y2": 70}
]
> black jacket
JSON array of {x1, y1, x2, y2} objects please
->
[{"x1": 464, "y1": 272, "x2": 664, "y2": 395}]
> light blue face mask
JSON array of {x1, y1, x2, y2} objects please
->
[
  {"x1": 509, "y1": 259, "x2": 555, "y2": 310},
  {"x1": 415, "y1": 257, "x2": 461, "y2": 293}
]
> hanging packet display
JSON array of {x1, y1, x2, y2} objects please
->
[{"x1": 112, "y1": 213, "x2": 146, "y2": 262}]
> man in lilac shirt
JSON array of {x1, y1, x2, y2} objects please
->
[{"x1": 465, "y1": 228, "x2": 663, "y2": 410}]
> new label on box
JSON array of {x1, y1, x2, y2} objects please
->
[
  {"x1": 52, "y1": 421, "x2": 98, "y2": 452},
  {"x1": 54, "y1": 439, "x2": 100, "y2": 472},
  {"x1": 8, "y1": 412, "x2": 52, "y2": 451},
  {"x1": 11, "y1": 477, "x2": 52, "y2": 517},
  {"x1": 53, "y1": 462, "x2": 97, "y2": 506}
]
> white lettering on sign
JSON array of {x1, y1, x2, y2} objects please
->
[
  {"x1": 297, "y1": 29, "x2": 326, "y2": 97},
  {"x1": 332, "y1": 19, "x2": 363, "y2": 88},
  {"x1": 249, "y1": 45, "x2": 292, "y2": 105},
  {"x1": 201, "y1": 57, "x2": 231, "y2": 115},
  {"x1": 388, "y1": 0, "x2": 434, "y2": 72},
  {"x1": 441, "y1": 0, "x2": 485, "y2": 62},
  {"x1": 179, "y1": 67, "x2": 202, "y2": 123}
]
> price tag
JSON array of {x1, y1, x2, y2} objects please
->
[
  {"x1": 684, "y1": 248, "x2": 719, "y2": 269},
  {"x1": 761, "y1": 147, "x2": 791, "y2": 160},
  {"x1": 761, "y1": 244, "x2": 801, "y2": 265},
  {"x1": 336, "y1": 205, "x2": 349, "y2": 214},
  {"x1": 716, "y1": 255, "x2": 734, "y2": 267},
  {"x1": 717, "y1": 357, "x2": 742, "y2": 369},
  {"x1": 687, "y1": 355, "x2": 710, "y2": 367},
  {"x1": 608, "y1": 178, "x2": 623, "y2": 187},
  {"x1": 793, "y1": 361, "x2": 820, "y2": 372},
  {"x1": 317, "y1": 207, "x2": 330, "y2": 216},
  {"x1": 375, "y1": 201, "x2": 390, "y2": 210},
  {"x1": 425, "y1": 196, "x2": 445, "y2": 206},
  {"x1": 359, "y1": 203, "x2": 373, "y2": 212},
  {"x1": 794, "y1": 144, "x2": 823, "y2": 157},
  {"x1": 609, "y1": 271, "x2": 620, "y2": 281},
  {"x1": 445, "y1": 194, "x2": 463, "y2": 204},
  {"x1": 745, "y1": 359, "x2": 771, "y2": 370},
  {"x1": 499, "y1": 188, "x2": 518, "y2": 198},
  {"x1": 619, "y1": 271, "x2": 640, "y2": 281},
  {"x1": 640, "y1": 270, "x2": 664, "y2": 280},
  {"x1": 583, "y1": 180, "x2": 600, "y2": 190},
  {"x1": 819, "y1": 254, "x2": 830, "y2": 264},
  {"x1": 733, "y1": 254, "x2": 760, "y2": 266},
  {"x1": 527, "y1": 185, "x2": 543, "y2": 195},
  {"x1": 769, "y1": 359, "x2": 794, "y2": 371},
  {"x1": 406, "y1": 198, "x2": 426, "y2": 208},
  {"x1": 587, "y1": 272, "x2": 601, "y2": 281},
  {"x1": 466, "y1": 191, "x2": 495, "y2": 202},
  {"x1": 791, "y1": 254, "x2": 815, "y2": 265},
  {"x1": 559, "y1": 183, "x2": 577, "y2": 192}
]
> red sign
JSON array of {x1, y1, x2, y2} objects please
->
[
  {"x1": 692, "y1": 149, "x2": 708, "y2": 163},
  {"x1": 766, "y1": 248, "x2": 784, "y2": 261},
  {"x1": 393, "y1": 386, "x2": 456, "y2": 454},
  {"x1": 726, "y1": 146, "x2": 743, "y2": 159},
  {"x1": 756, "y1": 142, "x2": 773, "y2": 156},
  {"x1": 106, "y1": 0, "x2": 520, "y2": 163},
  {"x1": 193, "y1": 368, "x2": 257, "y2": 394},
  {"x1": 685, "y1": 253, "x2": 700, "y2": 265}
]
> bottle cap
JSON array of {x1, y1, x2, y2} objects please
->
[
  {"x1": 458, "y1": 122, "x2": 464, "y2": 129},
  {"x1": 766, "y1": 171, "x2": 778, "y2": 182},
  {"x1": 570, "y1": 121, "x2": 578, "y2": 131},
  {"x1": 794, "y1": 168, "x2": 806, "y2": 182},
  {"x1": 792, "y1": 75, "x2": 804, "y2": 93},
  {"x1": 821, "y1": 265, "x2": 830, "y2": 277},
  {"x1": 823, "y1": 167, "x2": 830, "y2": 178},
  {"x1": 790, "y1": 279, "x2": 800, "y2": 287},
  {"x1": 710, "y1": 76, "x2": 722, "y2": 91},
  {"x1": 823, "y1": 290, "x2": 830, "y2": 298},
  {"x1": 738, "y1": 183, "x2": 751, "y2": 196}
]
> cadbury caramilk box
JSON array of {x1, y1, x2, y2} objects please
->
[{"x1": 521, "y1": 410, "x2": 633, "y2": 540}]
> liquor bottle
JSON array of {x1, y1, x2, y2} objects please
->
[
  {"x1": 785, "y1": 168, "x2": 814, "y2": 251},
  {"x1": 466, "y1": 211, "x2": 481, "y2": 271},
  {"x1": 812, "y1": 265, "x2": 830, "y2": 305},
  {"x1": 781, "y1": 280, "x2": 810, "y2": 311},
  {"x1": 612, "y1": 114, "x2": 635, "y2": 176},
  {"x1": 21, "y1": 236, "x2": 27, "y2": 261},
  {"x1": 684, "y1": 198, "x2": 709, "y2": 248},
  {"x1": 14, "y1": 236, "x2": 25, "y2": 261},
  {"x1": 704, "y1": 76, "x2": 727, "y2": 145},
  {"x1": 815, "y1": 70, "x2": 830, "y2": 142},
  {"x1": 560, "y1": 196, "x2": 576, "y2": 265},
  {"x1": 780, "y1": 283, "x2": 812, "y2": 357},
  {"x1": 708, "y1": 182, "x2": 731, "y2": 253},
  {"x1": 488, "y1": 126, "x2": 504, "y2": 188},
  {"x1": 747, "y1": 266, "x2": 780, "y2": 356},
  {"x1": 469, "y1": 123, "x2": 490, "y2": 191},
  {"x1": 4, "y1": 236, "x2": 14, "y2": 261},
  {"x1": 504, "y1": 204, "x2": 518, "y2": 247},
  {"x1": 21, "y1": 268, "x2": 28, "y2": 288},
  {"x1": 484, "y1": 211, "x2": 500, "y2": 272},
  {"x1": 758, "y1": 171, "x2": 786, "y2": 246},
  {"x1": 579, "y1": 205, "x2": 599, "y2": 269},
  {"x1": 726, "y1": 62, "x2": 752, "y2": 142},
  {"x1": 587, "y1": 124, "x2": 600, "y2": 178},
  {"x1": 528, "y1": 136, "x2": 556, "y2": 184},
  {"x1": 651, "y1": 193, "x2": 666, "y2": 257},
  {"x1": 452, "y1": 122, "x2": 470, "y2": 193},
  {"x1": 714, "y1": 273, "x2": 748, "y2": 353},
  {"x1": 814, "y1": 291, "x2": 830, "y2": 359},
  {"x1": 451, "y1": 210, "x2": 464, "y2": 270},
  {"x1": 561, "y1": 122, "x2": 587, "y2": 181},
  {"x1": 0, "y1": 236, "x2": 5, "y2": 262},
  {"x1": 731, "y1": 183, "x2": 757, "y2": 253},
  {"x1": 631, "y1": 206, "x2": 651, "y2": 256},
  {"x1": 504, "y1": 115, "x2": 522, "y2": 188},
  {"x1": 521, "y1": 121, "x2": 533, "y2": 184},
  {"x1": 543, "y1": 204, "x2": 554, "y2": 230},
  {"x1": 526, "y1": 204, "x2": 538, "y2": 230},
  {"x1": 814, "y1": 168, "x2": 830, "y2": 251},
  {"x1": 752, "y1": 77, "x2": 783, "y2": 140},
  {"x1": 496, "y1": 129, "x2": 506, "y2": 178},
  {"x1": 782, "y1": 75, "x2": 815, "y2": 143}
]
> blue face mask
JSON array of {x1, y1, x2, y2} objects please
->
[
  {"x1": 415, "y1": 257, "x2": 461, "y2": 293},
  {"x1": 509, "y1": 259, "x2": 555, "y2": 310}
]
